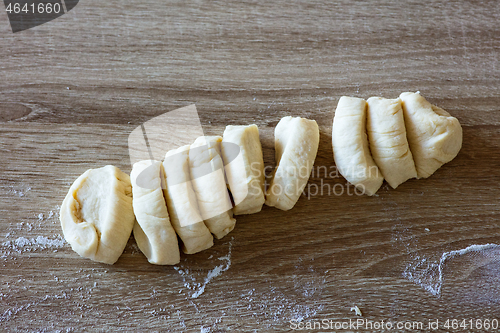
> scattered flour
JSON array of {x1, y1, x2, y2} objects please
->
[
  {"x1": 0, "y1": 207, "x2": 324, "y2": 330},
  {"x1": 239, "y1": 284, "x2": 325, "y2": 325},
  {"x1": 9, "y1": 186, "x2": 31, "y2": 198},
  {"x1": 36, "y1": 206, "x2": 59, "y2": 225},
  {"x1": 3, "y1": 205, "x2": 61, "y2": 245},
  {"x1": 403, "y1": 243, "x2": 500, "y2": 296},
  {"x1": 1, "y1": 205, "x2": 63, "y2": 259},
  {"x1": 350, "y1": 305, "x2": 362, "y2": 316},
  {"x1": 174, "y1": 239, "x2": 233, "y2": 299},
  {"x1": 1, "y1": 235, "x2": 66, "y2": 254},
  {"x1": 0, "y1": 292, "x2": 69, "y2": 323}
]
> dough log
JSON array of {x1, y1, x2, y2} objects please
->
[
  {"x1": 163, "y1": 145, "x2": 213, "y2": 254},
  {"x1": 130, "y1": 160, "x2": 180, "y2": 265},
  {"x1": 189, "y1": 136, "x2": 236, "y2": 239},
  {"x1": 265, "y1": 116, "x2": 320, "y2": 211},
  {"x1": 366, "y1": 96, "x2": 417, "y2": 188},
  {"x1": 221, "y1": 124, "x2": 265, "y2": 215},
  {"x1": 332, "y1": 96, "x2": 384, "y2": 195},
  {"x1": 60, "y1": 165, "x2": 135, "y2": 264},
  {"x1": 399, "y1": 92, "x2": 463, "y2": 178}
]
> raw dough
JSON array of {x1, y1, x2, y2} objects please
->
[
  {"x1": 221, "y1": 124, "x2": 265, "y2": 215},
  {"x1": 399, "y1": 92, "x2": 463, "y2": 178},
  {"x1": 367, "y1": 96, "x2": 417, "y2": 188},
  {"x1": 130, "y1": 160, "x2": 180, "y2": 265},
  {"x1": 163, "y1": 145, "x2": 214, "y2": 254},
  {"x1": 60, "y1": 165, "x2": 135, "y2": 264},
  {"x1": 332, "y1": 96, "x2": 384, "y2": 195},
  {"x1": 189, "y1": 136, "x2": 236, "y2": 239},
  {"x1": 265, "y1": 116, "x2": 320, "y2": 211}
]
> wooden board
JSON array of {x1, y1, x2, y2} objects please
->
[{"x1": 1, "y1": 0, "x2": 500, "y2": 331}]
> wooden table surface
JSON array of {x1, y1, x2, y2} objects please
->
[{"x1": 1, "y1": 0, "x2": 500, "y2": 331}]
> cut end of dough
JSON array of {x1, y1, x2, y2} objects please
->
[
  {"x1": 399, "y1": 92, "x2": 463, "y2": 178},
  {"x1": 60, "y1": 165, "x2": 135, "y2": 265}
]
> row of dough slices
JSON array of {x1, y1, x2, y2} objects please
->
[
  {"x1": 60, "y1": 117, "x2": 320, "y2": 265},
  {"x1": 60, "y1": 92, "x2": 462, "y2": 265},
  {"x1": 332, "y1": 92, "x2": 463, "y2": 195}
]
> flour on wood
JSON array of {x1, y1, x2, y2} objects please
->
[
  {"x1": 174, "y1": 238, "x2": 233, "y2": 299},
  {"x1": 8, "y1": 185, "x2": 31, "y2": 198},
  {"x1": 403, "y1": 243, "x2": 500, "y2": 296},
  {"x1": 1, "y1": 235, "x2": 66, "y2": 254}
]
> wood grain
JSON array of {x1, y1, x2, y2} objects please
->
[{"x1": 1, "y1": 0, "x2": 500, "y2": 331}]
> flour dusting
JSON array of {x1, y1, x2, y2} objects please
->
[
  {"x1": 238, "y1": 281, "x2": 325, "y2": 325},
  {"x1": 8, "y1": 186, "x2": 31, "y2": 197},
  {"x1": 1, "y1": 235, "x2": 66, "y2": 254},
  {"x1": 1, "y1": 203, "x2": 64, "y2": 260},
  {"x1": 174, "y1": 238, "x2": 233, "y2": 299},
  {"x1": 0, "y1": 291, "x2": 69, "y2": 323},
  {"x1": 403, "y1": 243, "x2": 500, "y2": 296},
  {"x1": 36, "y1": 206, "x2": 60, "y2": 225}
]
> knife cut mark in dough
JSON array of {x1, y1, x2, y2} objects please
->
[
  {"x1": 130, "y1": 160, "x2": 180, "y2": 265},
  {"x1": 367, "y1": 97, "x2": 417, "y2": 188},
  {"x1": 189, "y1": 136, "x2": 236, "y2": 239},
  {"x1": 60, "y1": 165, "x2": 135, "y2": 264},
  {"x1": 332, "y1": 96, "x2": 384, "y2": 196},
  {"x1": 399, "y1": 92, "x2": 463, "y2": 178},
  {"x1": 163, "y1": 145, "x2": 213, "y2": 254},
  {"x1": 265, "y1": 116, "x2": 320, "y2": 211},
  {"x1": 221, "y1": 124, "x2": 265, "y2": 215}
]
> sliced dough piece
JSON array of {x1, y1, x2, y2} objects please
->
[
  {"x1": 221, "y1": 124, "x2": 265, "y2": 215},
  {"x1": 189, "y1": 136, "x2": 236, "y2": 239},
  {"x1": 60, "y1": 165, "x2": 135, "y2": 264},
  {"x1": 399, "y1": 92, "x2": 463, "y2": 178},
  {"x1": 265, "y1": 116, "x2": 320, "y2": 211},
  {"x1": 332, "y1": 96, "x2": 384, "y2": 195},
  {"x1": 367, "y1": 96, "x2": 417, "y2": 188},
  {"x1": 130, "y1": 160, "x2": 180, "y2": 265},
  {"x1": 163, "y1": 145, "x2": 213, "y2": 254}
]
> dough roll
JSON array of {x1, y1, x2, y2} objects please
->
[
  {"x1": 265, "y1": 116, "x2": 320, "y2": 211},
  {"x1": 163, "y1": 145, "x2": 213, "y2": 254},
  {"x1": 60, "y1": 165, "x2": 135, "y2": 264},
  {"x1": 366, "y1": 96, "x2": 417, "y2": 188},
  {"x1": 332, "y1": 96, "x2": 384, "y2": 195},
  {"x1": 399, "y1": 92, "x2": 463, "y2": 178},
  {"x1": 189, "y1": 136, "x2": 236, "y2": 239},
  {"x1": 130, "y1": 160, "x2": 180, "y2": 265},
  {"x1": 221, "y1": 124, "x2": 265, "y2": 215}
]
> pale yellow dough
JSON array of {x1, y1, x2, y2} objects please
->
[
  {"x1": 130, "y1": 160, "x2": 180, "y2": 265},
  {"x1": 221, "y1": 124, "x2": 265, "y2": 215},
  {"x1": 367, "y1": 97, "x2": 417, "y2": 188},
  {"x1": 399, "y1": 92, "x2": 463, "y2": 178},
  {"x1": 332, "y1": 96, "x2": 384, "y2": 195},
  {"x1": 163, "y1": 145, "x2": 213, "y2": 254},
  {"x1": 60, "y1": 165, "x2": 135, "y2": 264},
  {"x1": 189, "y1": 136, "x2": 236, "y2": 239},
  {"x1": 265, "y1": 116, "x2": 320, "y2": 211}
]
